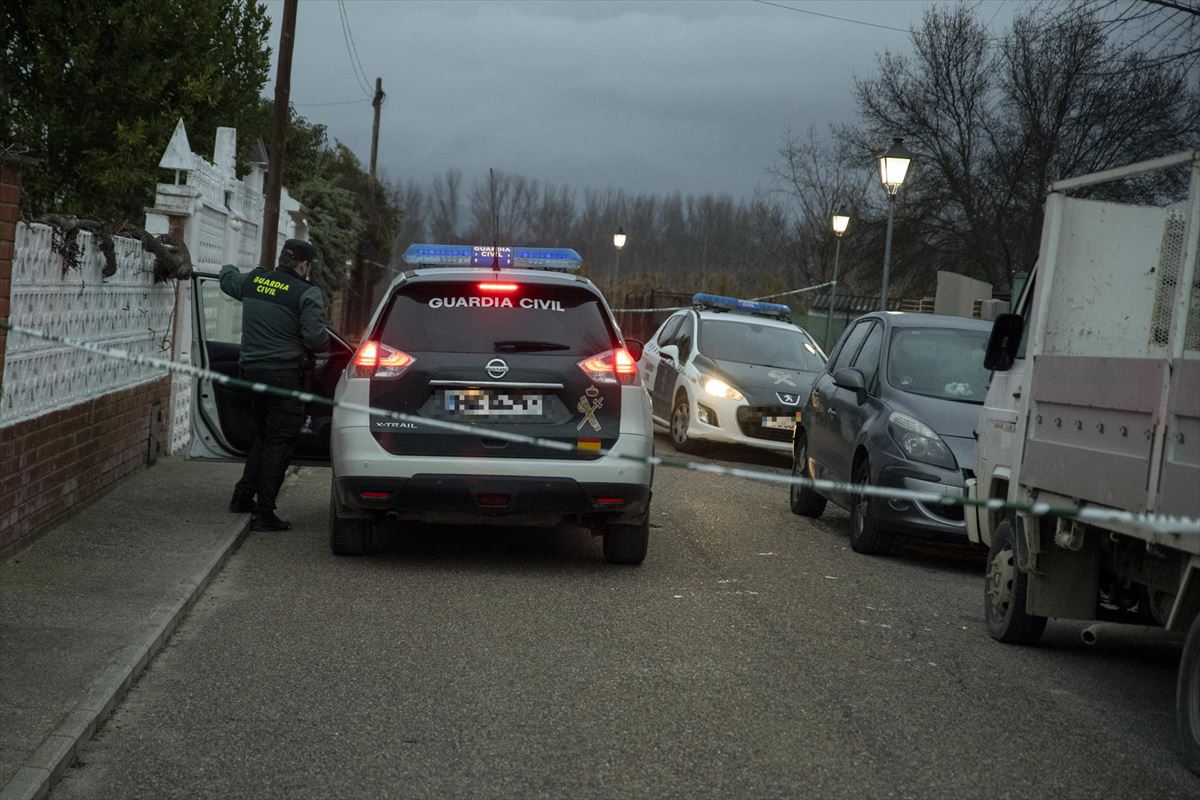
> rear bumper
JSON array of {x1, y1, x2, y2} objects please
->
[
  {"x1": 331, "y1": 424, "x2": 653, "y2": 522},
  {"x1": 335, "y1": 474, "x2": 651, "y2": 520}
]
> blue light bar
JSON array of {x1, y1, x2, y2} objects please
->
[
  {"x1": 402, "y1": 244, "x2": 582, "y2": 271},
  {"x1": 692, "y1": 293, "x2": 792, "y2": 319}
]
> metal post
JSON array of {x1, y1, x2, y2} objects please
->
[
  {"x1": 613, "y1": 246, "x2": 622, "y2": 293},
  {"x1": 880, "y1": 194, "x2": 895, "y2": 311},
  {"x1": 825, "y1": 235, "x2": 842, "y2": 349}
]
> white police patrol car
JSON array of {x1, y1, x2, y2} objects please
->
[
  {"x1": 639, "y1": 294, "x2": 826, "y2": 455},
  {"x1": 190, "y1": 245, "x2": 655, "y2": 564}
]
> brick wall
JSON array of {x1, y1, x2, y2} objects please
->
[{"x1": 0, "y1": 377, "x2": 170, "y2": 557}]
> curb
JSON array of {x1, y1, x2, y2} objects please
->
[{"x1": 0, "y1": 515, "x2": 252, "y2": 800}]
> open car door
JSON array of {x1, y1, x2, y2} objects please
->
[{"x1": 189, "y1": 271, "x2": 353, "y2": 464}]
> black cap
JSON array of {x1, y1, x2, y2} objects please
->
[{"x1": 281, "y1": 238, "x2": 317, "y2": 263}]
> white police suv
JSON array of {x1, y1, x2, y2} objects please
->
[
  {"x1": 190, "y1": 245, "x2": 655, "y2": 564},
  {"x1": 639, "y1": 294, "x2": 826, "y2": 455}
]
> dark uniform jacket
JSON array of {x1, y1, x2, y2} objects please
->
[{"x1": 219, "y1": 265, "x2": 329, "y2": 368}]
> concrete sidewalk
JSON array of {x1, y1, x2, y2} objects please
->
[{"x1": 0, "y1": 459, "x2": 254, "y2": 800}]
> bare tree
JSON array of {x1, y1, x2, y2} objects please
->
[
  {"x1": 429, "y1": 168, "x2": 463, "y2": 243},
  {"x1": 768, "y1": 126, "x2": 874, "y2": 290},
  {"x1": 848, "y1": 3, "x2": 1199, "y2": 294},
  {"x1": 388, "y1": 178, "x2": 427, "y2": 267}
]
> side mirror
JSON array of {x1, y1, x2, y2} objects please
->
[
  {"x1": 624, "y1": 338, "x2": 644, "y2": 362},
  {"x1": 833, "y1": 367, "x2": 868, "y2": 405},
  {"x1": 659, "y1": 344, "x2": 679, "y2": 363},
  {"x1": 678, "y1": 336, "x2": 693, "y2": 361},
  {"x1": 984, "y1": 313, "x2": 1025, "y2": 371}
]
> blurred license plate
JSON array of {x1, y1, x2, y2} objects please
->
[
  {"x1": 762, "y1": 416, "x2": 796, "y2": 431},
  {"x1": 444, "y1": 389, "x2": 543, "y2": 416}
]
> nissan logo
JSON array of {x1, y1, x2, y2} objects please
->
[{"x1": 485, "y1": 358, "x2": 509, "y2": 379}]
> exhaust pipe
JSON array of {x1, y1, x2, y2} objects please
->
[{"x1": 1080, "y1": 622, "x2": 1183, "y2": 647}]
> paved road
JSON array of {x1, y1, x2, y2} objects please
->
[{"x1": 53, "y1": 436, "x2": 1196, "y2": 799}]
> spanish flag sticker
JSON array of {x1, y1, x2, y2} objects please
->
[{"x1": 577, "y1": 438, "x2": 602, "y2": 452}]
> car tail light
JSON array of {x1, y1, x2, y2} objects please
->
[
  {"x1": 578, "y1": 347, "x2": 638, "y2": 385},
  {"x1": 353, "y1": 340, "x2": 414, "y2": 379},
  {"x1": 478, "y1": 282, "x2": 518, "y2": 292}
]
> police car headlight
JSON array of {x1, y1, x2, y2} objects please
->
[{"x1": 703, "y1": 377, "x2": 744, "y2": 402}]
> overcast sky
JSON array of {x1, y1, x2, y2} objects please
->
[{"x1": 264, "y1": 0, "x2": 1025, "y2": 201}]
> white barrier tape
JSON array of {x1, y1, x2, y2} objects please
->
[
  {"x1": 613, "y1": 281, "x2": 835, "y2": 313},
  {"x1": 3, "y1": 320, "x2": 1198, "y2": 535},
  {"x1": 611, "y1": 304, "x2": 688, "y2": 313},
  {"x1": 749, "y1": 280, "x2": 835, "y2": 301}
]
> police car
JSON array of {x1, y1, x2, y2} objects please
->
[
  {"x1": 191, "y1": 245, "x2": 654, "y2": 563},
  {"x1": 639, "y1": 294, "x2": 826, "y2": 455}
]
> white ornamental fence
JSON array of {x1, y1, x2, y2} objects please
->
[
  {"x1": 0, "y1": 121, "x2": 305, "y2": 453},
  {"x1": 0, "y1": 224, "x2": 178, "y2": 427}
]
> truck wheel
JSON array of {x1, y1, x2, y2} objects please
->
[
  {"x1": 789, "y1": 435, "x2": 826, "y2": 518},
  {"x1": 1177, "y1": 612, "x2": 1200, "y2": 774},
  {"x1": 848, "y1": 459, "x2": 893, "y2": 555},
  {"x1": 603, "y1": 517, "x2": 649, "y2": 565},
  {"x1": 329, "y1": 483, "x2": 372, "y2": 556},
  {"x1": 670, "y1": 395, "x2": 703, "y2": 454},
  {"x1": 984, "y1": 519, "x2": 1046, "y2": 644}
]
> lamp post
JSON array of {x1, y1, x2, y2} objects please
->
[
  {"x1": 878, "y1": 137, "x2": 913, "y2": 311},
  {"x1": 611, "y1": 226, "x2": 627, "y2": 289},
  {"x1": 826, "y1": 209, "x2": 850, "y2": 349}
]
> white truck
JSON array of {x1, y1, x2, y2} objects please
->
[{"x1": 966, "y1": 151, "x2": 1200, "y2": 773}]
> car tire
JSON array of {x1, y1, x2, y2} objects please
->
[
  {"x1": 789, "y1": 435, "x2": 826, "y2": 518},
  {"x1": 603, "y1": 517, "x2": 649, "y2": 565},
  {"x1": 329, "y1": 483, "x2": 372, "y2": 556},
  {"x1": 1178, "y1": 612, "x2": 1200, "y2": 775},
  {"x1": 670, "y1": 394, "x2": 704, "y2": 454},
  {"x1": 848, "y1": 459, "x2": 893, "y2": 555},
  {"x1": 984, "y1": 519, "x2": 1047, "y2": 644}
]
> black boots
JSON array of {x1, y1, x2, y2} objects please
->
[
  {"x1": 229, "y1": 490, "x2": 255, "y2": 513},
  {"x1": 250, "y1": 512, "x2": 292, "y2": 532}
]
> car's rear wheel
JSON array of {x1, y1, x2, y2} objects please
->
[
  {"x1": 329, "y1": 482, "x2": 372, "y2": 556},
  {"x1": 984, "y1": 519, "x2": 1047, "y2": 644},
  {"x1": 789, "y1": 434, "x2": 826, "y2": 518},
  {"x1": 603, "y1": 517, "x2": 649, "y2": 565},
  {"x1": 848, "y1": 459, "x2": 893, "y2": 555},
  {"x1": 670, "y1": 394, "x2": 703, "y2": 454}
]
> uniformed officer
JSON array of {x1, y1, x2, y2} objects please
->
[{"x1": 219, "y1": 239, "x2": 329, "y2": 531}]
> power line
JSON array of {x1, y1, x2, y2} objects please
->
[
  {"x1": 985, "y1": 0, "x2": 1009, "y2": 31},
  {"x1": 748, "y1": 0, "x2": 912, "y2": 34},
  {"x1": 338, "y1": 0, "x2": 374, "y2": 95},
  {"x1": 336, "y1": 0, "x2": 372, "y2": 97},
  {"x1": 292, "y1": 98, "x2": 371, "y2": 107}
]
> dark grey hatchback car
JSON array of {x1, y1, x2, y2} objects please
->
[{"x1": 789, "y1": 312, "x2": 992, "y2": 554}]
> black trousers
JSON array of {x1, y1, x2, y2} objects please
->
[{"x1": 234, "y1": 366, "x2": 306, "y2": 514}]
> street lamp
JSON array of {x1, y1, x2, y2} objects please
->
[
  {"x1": 826, "y1": 209, "x2": 850, "y2": 349},
  {"x1": 877, "y1": 137, "x2": 913, "y2": 311},
  {"x1": 611, "y1": 226, "x2": 627, "y2": 289}
]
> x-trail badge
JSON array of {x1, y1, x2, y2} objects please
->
[{"x1": 485, "y1": 358, "x2": 509, "y2": 379}]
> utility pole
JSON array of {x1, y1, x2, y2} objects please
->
[
  {"x1": 369, "y1": 77, "x2": 383, "y2": 179},
  {"x1": 351, "y1": 77, "x2": 385, "y2": 337},
  {"x1": 260, "y1": 0, "x2": 298, "y2": 267}
]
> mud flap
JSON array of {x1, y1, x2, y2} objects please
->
[{"x1": 1026, "y1": 523, "x2": 1101, "y2": 619}]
